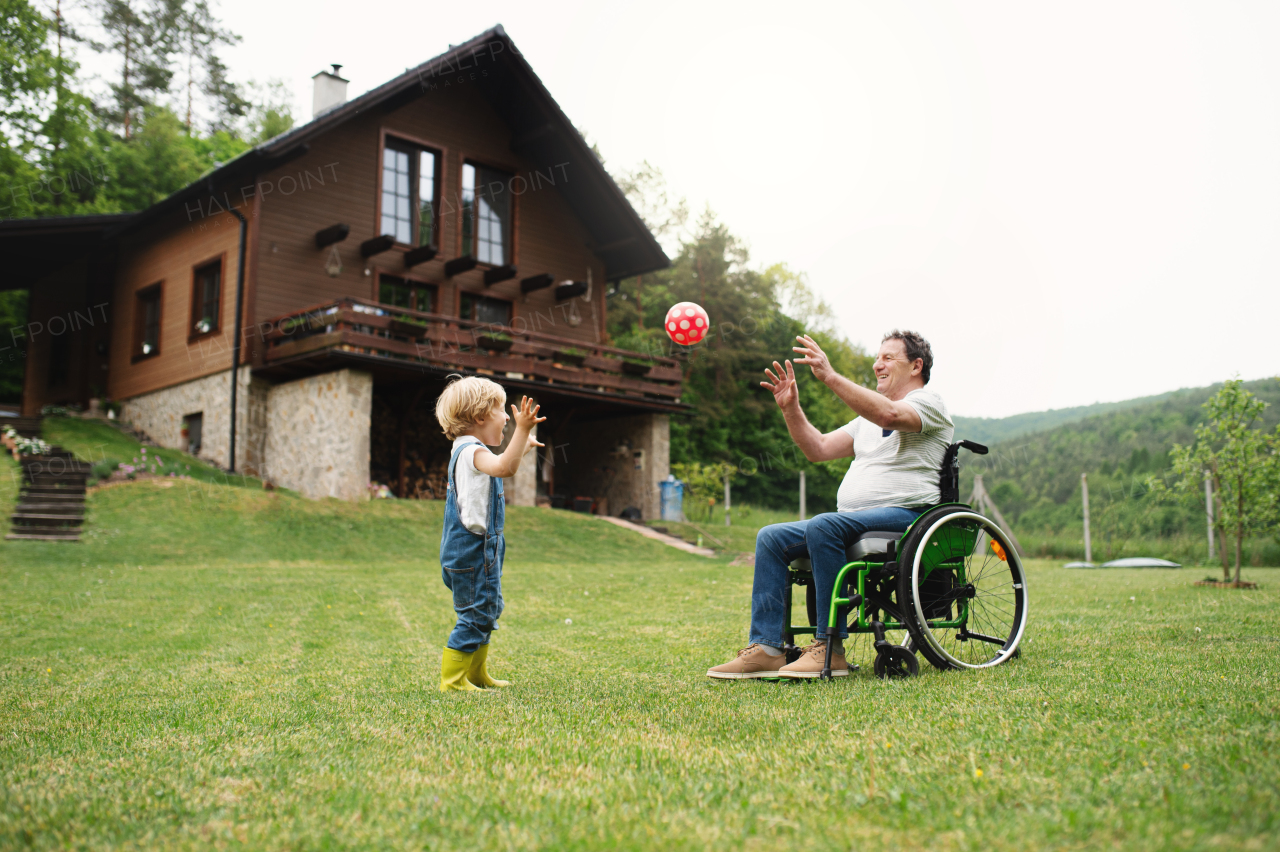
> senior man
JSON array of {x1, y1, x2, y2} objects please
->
[{"x1": 708, "y1": 329, "x2": 953, "y2": 680}]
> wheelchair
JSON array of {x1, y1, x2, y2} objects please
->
[{"x1": 782, "y1": 440, "x2": 1029, "y2": 680}]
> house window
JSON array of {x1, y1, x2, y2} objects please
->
[
  {"x1": 134, "y1": 284, "x2": 161, "y2": 359},
  {"x1": 191, "y1": 259, "x2": 221, "y2": 336},
  {"x1": 381, "y1": 140, "x2": 439, "y2": 247},
  {"x1": 379, "y1": 274, "x2": 436, "y2": 312},
  {"x1": 459, "y1": 292, "x2": 511, "y2": 326},
  {"x1": 461, "y1": 162, "x2": 511, "y2": 265},
  {"x1": 182, "y1": 412, "x2": 202, "y2": 455}
]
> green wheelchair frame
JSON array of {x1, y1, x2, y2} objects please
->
[{"x1": 781, "y1": 440, "x2": 1030, "y2": 680}]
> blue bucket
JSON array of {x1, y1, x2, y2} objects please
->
[{"x1": 659, "y1": 480, "x2": 684, "y2": 521}]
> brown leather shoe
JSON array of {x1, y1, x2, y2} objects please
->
[
  {"x1": 778, "y1": 641, "x2": 848, "y2": 678},
  {"x1": 707, "y1": 644, "x2": 788, "y2": 679}
]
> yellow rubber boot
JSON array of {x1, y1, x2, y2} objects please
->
[
  {"x1": 468, "y1": 643, "x2": 511, "y2": 688},
  {"x1": 440, "y1": 647, "x2": 483, "y2": 692}
]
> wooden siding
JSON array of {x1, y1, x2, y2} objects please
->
[
  {"x1": 252, "y1": 82, "x2": 609, "y2": 366},
  {"x1": 108, "y1": 205, "x2": 247, "y2": 401}
]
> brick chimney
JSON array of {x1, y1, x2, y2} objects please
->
[{"x1": 311, "y1": 64, "x2": 348, "y2": 118}]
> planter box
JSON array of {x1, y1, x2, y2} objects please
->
[
  {"x1": 478, "y1": 336, "x2": 514, "y2": 352},
  {"x1": 620, "y1": 360, "x2": 652, "y2": 376},
  {"x1": 555, "y1": 351, "x2": 587, "y2": 367},
  {"x1": 389, "y1": 318, "x2": 429, "y2": 339}
]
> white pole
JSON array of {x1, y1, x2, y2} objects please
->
[
  {"x1": 724, "y1": 473, "x2": 731, "y2": 527},
  {"x1": 1205, "y1": 472, "x2": 1215, "y2": 561},
  {"x1": 1081, "y1": 473, "x2": 1092, "y2": 564},
  {"x1": 799, "y1": 470, "x2": 806, "y2": 521}
]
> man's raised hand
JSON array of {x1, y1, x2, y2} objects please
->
[
  {"x1": 761, "y1": 360, "x2": 799, "y2": 411},
  {"x1": 792, "y1": 334, "x2": 834, "y2": 383},
  {"x1": 511, "y1": 396, "x2": 546, "y2": 431}
]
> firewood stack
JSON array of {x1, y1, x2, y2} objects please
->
[{"x1": 399, "y1": 454, "x2": 449, "y2": 500}]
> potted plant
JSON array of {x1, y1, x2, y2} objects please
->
[
  {"x1": 620, "y1": 357, "x2": 652, "y2": 376},
  {"x1": 389, "y1": 314, "x2": 430, "y2": 339},
  {"x1": 554, "y1": 346, "x2": 589, "y2": 367},
  {"x1": 477, "y1": 331, "x2": 514, "y2": 352}
]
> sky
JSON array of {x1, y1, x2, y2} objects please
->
[{"x1": 87, "y1": 0, "x2": 1280, "y2": 417}]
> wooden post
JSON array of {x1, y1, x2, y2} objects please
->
[
  {"x1": 723, "y1": 472, "x2": 731, "y2": 527},
  {"x1": 799, "y1": 470, "x2": 806, "y2": 521},
  {"x1": 972, "y1": 475, "x2": 1025, "y2": 556},
  {"x1": 1204, "y1": 471, "x2": 1215, "y2": 561},
  {"x1": 1081, "y1": 473, "x2": 1092, "y2": 563}
]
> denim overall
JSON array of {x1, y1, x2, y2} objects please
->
[{"x1": 440, "y1": 439, "x2": 506, "y2": 653}]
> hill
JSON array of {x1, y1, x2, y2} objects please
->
[
  {"x1": 953, "y1": 391, "x2": 1180, "y2": 444},
  {"x1": 960, "y1": 378, "x2": 1280, "y2": 563}
]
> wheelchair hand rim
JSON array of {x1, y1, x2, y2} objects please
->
[{"x1": 910, "y1": 510, "x2": 1028, "y2": 669}]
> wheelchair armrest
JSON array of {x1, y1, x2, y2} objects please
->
[{"x1": 959, "y1": 440, "x2": 988, "y2": 455}]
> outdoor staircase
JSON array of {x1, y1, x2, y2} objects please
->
[
  {"x1": 1, "y1": 416, "x2": 42, "y2": 438},
  {"x1": 6, "y1": 449, "x2": 90, "y2": 542},
  {"x1": 2, "y1": 416, "x2": 89, "y2": 542}
]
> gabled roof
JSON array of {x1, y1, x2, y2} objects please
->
[{"x1": 112, "y1": 25, "x2": 669, "y2": 281}]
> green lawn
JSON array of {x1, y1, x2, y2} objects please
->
[{"x1": 1, "y1": 445, "x2": 1277, "y2": 851}]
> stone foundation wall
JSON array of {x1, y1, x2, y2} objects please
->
[
  {"x1": 263, "y1": 369, "x2": 372, "y2": 501},
  {"x1": 557, "y1": 413, "x2": 669, "y2": 519},
  {"x1": 119, "y1": 369, "x2": 268, "y2": 473},
  {"x1": 496, "y1": 417, "x2": 538, "y2": 507}
]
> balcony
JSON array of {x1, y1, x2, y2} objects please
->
[{"x1": 256, "y1": 297, "x2": 686, "y2": 412}]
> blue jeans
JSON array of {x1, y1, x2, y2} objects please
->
[
  {"x1": 749, "y1": 507, "x2": 923, "y2": 648},
  {"x1": 440, "y1": 442, "x2": 506, "y2": 654}
]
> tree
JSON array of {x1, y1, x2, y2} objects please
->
[
  {"x1": 174, "y1": 0, "x2": 246, "y2": 132},
  {"x1": 606, "y1": 202, "x2": 874, "y2": 512},
  {"x1": 94, "y1": 0, "x2": 176, "y2": 138},
  {"x1": 244, "y1": 79, "x2": 294, "y2": 143},
  {"x1": 0, "y1": 289, "x2": 30, "y2": 403},
  {"x1": 1156, "y1": 379, "x2": 1280, "y2": 583}
]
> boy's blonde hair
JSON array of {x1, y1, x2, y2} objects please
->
[{"x1": 435, "y1": 375, "x2": 507, "y2": 440}]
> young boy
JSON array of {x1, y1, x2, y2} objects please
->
[{"x1": 434, "y1": 376, "x2": 545, "y2": 692}]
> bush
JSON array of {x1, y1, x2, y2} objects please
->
[{"x1": 87, "y1": 458, "x2": 121, "y2": 486}]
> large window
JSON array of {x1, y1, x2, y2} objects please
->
[
  {"x1": 381, "y1": 139, "x2": 438, "y2": 247},
  {"x1": 379, "y1": 274, "x2": 436, "y2": 313},
  {"x1": 461, "y1": 162, "x2": 511, "y2": 265},
  {"x1": 191, "y1": 258, "x2": 221, "y2": 337},
  {"x1": 134, "y1": 284, "x2": 161, "y2": 360},
  {"x1": 459, "y1": 292, "x2": 511, "y2": 326}
]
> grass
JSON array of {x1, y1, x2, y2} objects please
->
[
  {"x1": 38, "y1": 416, "x2": 267, "y2": 491},
  {"x1": 1, "y1": 443, "x2": 1278, "y2": 850}
]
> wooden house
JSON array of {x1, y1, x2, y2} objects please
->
[{"x1": 0, "y1": 26, "x2": 682, "y2": 516}]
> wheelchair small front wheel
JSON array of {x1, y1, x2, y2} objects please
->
[{"x1": 873, "y1": 646, "x2": 919, "y2": 679}]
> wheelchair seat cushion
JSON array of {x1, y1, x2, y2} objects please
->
[{"x1": 846, "y1": 530, "x2": 901, "y2": 562}]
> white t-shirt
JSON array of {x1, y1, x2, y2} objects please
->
[
  {"x1": 452, "y1": 436, "x2": 491, "y2": 535},
  {"x1": 835, "y1": 388, "x2": 954, "y2": 513}
]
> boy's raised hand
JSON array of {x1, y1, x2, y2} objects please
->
[{"x1": 511, "y1": 396, "x2": 546, "y2": 431}]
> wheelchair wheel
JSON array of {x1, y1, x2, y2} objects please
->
[
  {"x1": 842, "y1": 596, "x2": 913, "y2": 673},
  {"x1": 874, "y1": 646, "x2": 919, "y2": 679},
  {"x1": 897, "y1": 506, "x2": 1028, "y2": 670}
]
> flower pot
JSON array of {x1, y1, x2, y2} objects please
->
[{"x1": 555, "y1": 350, "x2": 587, "y2": 367}]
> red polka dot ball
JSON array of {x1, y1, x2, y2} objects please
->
[{"x1": 664, "y1": 302, "x2": 710, "y2": 345}]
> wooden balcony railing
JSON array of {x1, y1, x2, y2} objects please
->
[{"x1": 258, "y1": 297, "x2": 684, "y2": 402}]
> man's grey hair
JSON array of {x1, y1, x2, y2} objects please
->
[{"x1": 882, "y1": 330, "x2": 933, "y2": 384}]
